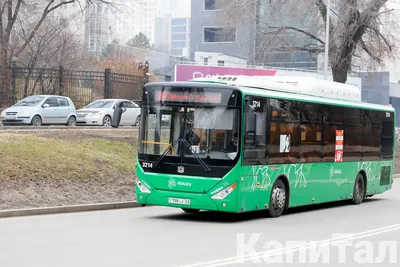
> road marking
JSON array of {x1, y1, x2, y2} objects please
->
[{"x1": 178, "y1": 224, "x2": 400, "y2": 267}]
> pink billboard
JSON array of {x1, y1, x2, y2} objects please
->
[{"x1": 175, "y1": 64, "x2": 277, "y2": 81}]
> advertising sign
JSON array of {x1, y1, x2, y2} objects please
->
[
  {"x1": 335, "y1": 130, "x2": 344, "y2": 162},
  {"x1": 175, "y1": 64, "x2": 277, "y2": 81}
]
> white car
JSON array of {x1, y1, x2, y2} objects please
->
[
  {"x1": 76, "y1": 99, "x2": 141, "y2": 126},
  {"x1": 0, "y1": 95, "x2": 77, "y2": 126}
]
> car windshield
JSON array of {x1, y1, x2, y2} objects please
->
[
  {"x1": 14, "y1": 96, "x2": 45, "y2": 107},
  {"x1": 85, "y1": 100, "x2": 114, "y2": 108},
  {"x1": 138, "y1": 86, "x2": 241, "y2": 167}
]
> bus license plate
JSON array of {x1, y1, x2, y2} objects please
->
[{"x1": 168, "y1": 197, "x2": 191, "y2": 205}]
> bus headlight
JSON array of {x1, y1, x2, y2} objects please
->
[
  {"x1": 137, "y1": 180, "x2": 151, "y2": 193},
  {"x1": 211, "y1": 183, "x2": 237, "y2": 200}
]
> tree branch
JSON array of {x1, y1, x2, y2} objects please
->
[
  {"x1": 315, "y1": 0, "x2": 327, "y2": 22},
  {"x1": 360, "y1": 38, "x2": 381, "y2": 63},
  {"x1": 369, "y1": 25, "x2": 393, "y2": 52},
  {"x1": 16, "y1": 0, "x2": 74, "y2": 56},
  {"x1": 269, "y1": 26, "x2": 325, "y2": 44},
  {"x1": 365, "y1": 0, "x2": 389, "y2": 15},
  {"x1": 4, "y1": 0, "x2": 22, "y2": 43},
  {"x1": 274, "y1": 45, "x2": 324, "y2": 54}
]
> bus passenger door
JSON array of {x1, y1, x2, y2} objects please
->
[{"x1": 238, "y1": 95, "x2": 270, "y2": 212}]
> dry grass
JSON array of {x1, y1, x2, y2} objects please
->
[
  {"x1": 0, "y1": 129, "x2": 139, "y2": 209},
  {"x1": 0, "y1": 132, "x2": 137, "y2": 181}
]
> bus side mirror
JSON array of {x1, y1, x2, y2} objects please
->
[
  {"x1": 245, "y1": 113, "x2": 256, "y2": 134},
  {"x1": 112, "y1": 105, "x2": 123, "y2": 128}
]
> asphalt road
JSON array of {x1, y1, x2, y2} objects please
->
[{"x1": 1, "y1": 181, "x2": 400, "y2": 267}]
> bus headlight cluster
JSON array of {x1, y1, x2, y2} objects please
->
[
  {"x1": 211, "y1": 183, "x2": 237, "y2": 200},
  {"x1": 137, "y1": 181, "x2": 151, "y2": 193}
]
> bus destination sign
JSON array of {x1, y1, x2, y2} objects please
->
[{"x1": 155, "y1": 91, "x2": 222, "y2": 103}]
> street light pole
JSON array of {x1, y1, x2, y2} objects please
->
[{"x1": 324, "y1": 0, "x2": 330, "y2": 80}]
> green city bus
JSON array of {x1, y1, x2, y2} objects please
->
[{"x1": 135, "y1": 75, "x2": 395, "y2": 217}]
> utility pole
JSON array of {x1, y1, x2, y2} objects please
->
[{"x1": 324, "y1": 0, "x2": 330, "y2": 80}]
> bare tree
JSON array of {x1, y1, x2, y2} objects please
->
[
  {"x1": 17, "y1": 16, "x2": 82, "y2": 68},
  {"x1": 0, "y1": 0, "x2": 120, "y2": 105},
  {"x1": 12, "y1": 13, "x2": 85, "y2": 98},
  {"x1": 218, "y1": 0, "x2": 398, "y2": 83}
]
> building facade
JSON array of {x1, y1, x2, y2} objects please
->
[
  {"x1": 154, "y1": 14, "x2": 172, "y2": 53},
  {"x1": 84, "y1": 0, "x2": 114, "y2": 58},
  {"x1": 171, "y1": 17, "x2": 191, "y2": 57},
  {"x1": 189, "y1": 0, "x2": 253, "y2": 61},
  {"x1": 136, "y1": 0, "x2": 157, "y2": 44},
  {"x1": 389, "y1": 82, "x2": 400, "y2": 126},
  {"x1": 189, "y1": 0, "x2": 319, "y2": 69},
  {"x1": 255, "y1": 0, "x2": 319, "y2": 69},
  {"x1": 193, "y1": 51, "x2": 247, "y2": 66}
]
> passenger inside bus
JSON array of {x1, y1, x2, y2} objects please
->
[
  {"x1": 184, "y1": 120, "x2": 200, "y2": 146},
  {"x1": 225, "y1": 132, "x2": 238, "y2": 153}
]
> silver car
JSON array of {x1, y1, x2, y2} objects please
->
[
  {"x1": 0, "y1": 95, "x2": 77, "y2": 126},
  {"x1": 76, "y1": 99, "x2": 141, "y2": 127}
]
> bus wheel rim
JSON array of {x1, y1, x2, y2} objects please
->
[
  {"x1": 356, "y1": 178, "x2": 362, "y2": 197},
  {"x1": 272, "y1": 186, "x2": 285, "y2": 209}
]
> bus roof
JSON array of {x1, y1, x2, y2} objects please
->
[
  {"x1": 189, "y1": 75, "x2": 395, "y2": 112},
  {"x1": 192, "y1": 75, "x2": 361, "y2": 101},
  {"x1": 145, "y1": 77, "x2": 394, "y2": 112}
]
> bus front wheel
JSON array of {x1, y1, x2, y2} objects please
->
[{"x1": 267, "y1": 179, "x2": 287, "y2": 218}]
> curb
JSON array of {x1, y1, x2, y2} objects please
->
[{"x1": 0, "y1": 201, "x2": 143, "y2": 219}]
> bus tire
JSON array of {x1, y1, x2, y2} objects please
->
[
  {"x1": 267, "y1": 179, "x2": 287, "y2": 218},
  {"x1": 352, "y1": 173, "x2": 365, "y2": 205},
  {"x1": 182, "y1": 208, "x2": 200, "y2": 213}
]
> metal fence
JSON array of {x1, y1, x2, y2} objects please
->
[{"x1": 0, "y1": 64, "x2": 148, "y2": 109}]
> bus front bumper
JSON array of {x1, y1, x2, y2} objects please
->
[{"x1": 136, "y1": 189, "x2": 238, "y2": 213}]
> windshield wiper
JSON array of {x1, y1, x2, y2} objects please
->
[
  {"x1": 153, "y1": 137, "x2": 181, "y2": 169},
  {"x1": 181, "y1": 139, "x2": 212, "y2": 172},
  {"x1": 152, "y1": 138, "x2": 211, "y2": 172}
]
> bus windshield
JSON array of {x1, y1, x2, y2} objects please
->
[{"x1": 138, "y1": 85, "x2": 242, "y2": 168}]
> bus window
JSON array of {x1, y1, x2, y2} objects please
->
[
  {"x1": 268, "y1": 98, "x2": 299, "y2": 164},
  {"x1": 343, "y1": 107, "x2": 363, "y2": 161},
  {"x1": 323, "y1": 105, "x2": 343, "y2": 162},
  {"x1": 363, "y1": 110, "x2": 381, "y2": 160},
  {"x1": 299, "y1": 103, "x2": 323, "y2": 163},
  {"x1": 381, "y1": 111, "x2": 395, "y2": 159}
]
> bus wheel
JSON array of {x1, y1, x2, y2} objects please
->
[
  {"x1": 268, "y1": 179, "x2": 287, "y2": 218},
  {"x1": 352, "y1": 173, "x2": 365, "y2": 205},
  {"x1": 182, "y1": 208, "x2": 200, "y2": 213}
]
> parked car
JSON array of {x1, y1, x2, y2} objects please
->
[
  {"x1": 0, "y1": 95, "x2": 77, "y2": 126},
  {"x1": 76, "y1": 99, "x2": 141, "y2": 126}
]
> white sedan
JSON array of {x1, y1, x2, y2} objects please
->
[{"x1": 76, "y1": 99, "x2": 141, "y2": 127}]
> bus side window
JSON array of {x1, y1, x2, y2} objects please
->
[
  {"x1": 299, "y1": 103, "x2": 323, "y2": 163},
  {"x1": 268, "y1": 98, "x2": 300, "y2": 164},
  {"x1": 323, "y1": 105, "x2": 343, "y2": 162},
  {"x1": 363, "y1": 110, "x2": 380, "y2": 160},
  {"x1": 381, "y1": 111, "x2": 395, "y2": 159},
  {"x1": 343, "y1": 107, "x2": 363, "y2": 161}
]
